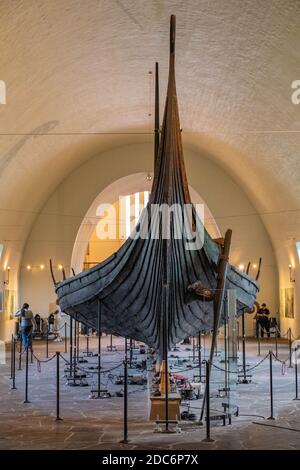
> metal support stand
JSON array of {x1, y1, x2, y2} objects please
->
[
  {"x1": 90, "y1": 299, "x2": 108, "y2": 398},
  {"x1": 56, "y1": 352, "x2": 62, "y2": 421},
  {"x1": 10, "y1": 334, "x2": 13, "y2": 379},
  {"x1": 120, "y1": 337, "x2": 128, "y2": 444},
  {"x1": 288, "y1": 328, "x2": 292, "y2": 368},
  {"x1": 24, "y1": 346, "x2": 30, "y2": 403},
  {"x1": 192, "y1": 336, "x2": 195, "y2": 361},
  {"x1": 11, "y1": 337, "x2": 16, "y2": 390},
  {"x1": 97, "y1": 301, "x2": 101, "y2": 397},
  {"x1": 46, "y1": 327, "x2": 49, "y2": 358},
  {"x1": 294, "y1": 347, "x2": 300, "y2": 401},
  {"x1": 267, "y1": 351, "x2": 275, "y2": 420},
  {"x1": 198, "y1": 332, "x2": 202, "y2": 382},
  {"x1": 18, "y1": 338, "x2": 22, "y2": 371},
  {"x1": 257, "y1": 325, "x2": 261, "y2": 356},
  {"x1": 163, "y1": 283, "x2": 169, "y2": 433},
  {"x1": 241, "y1": 311, "x2": 249, "y2": 383},
  {"x1": 202, "y1": 360, "x2": 214, "y2": 442},
  {"x1": 69, "y1": 317, "x2": 73, "y2": 379},
  {"x1": 129, "y1": 339, "x2": 133, "y2": 368},
  {"x1": 275, "y1": 332, "x2": 278, "y2": 359},
  {"x1": 107, "y1": 334, "x2": 116, "y2": 351},
  {"x1": 64, "y1": 323, "x2": 67, "y2": 353},
  {"x1": 77, "y1": 321, "x2": 80, "y2": 362},
  {"x1": 214, "y1": 334, "x2": 218, "y2": 356},
  {"x1": 222, "y1": 303, "x2": 229, "y2": 393},
  {"x1": 73, "y1": 321, "x2": 77, "y2": 370}
]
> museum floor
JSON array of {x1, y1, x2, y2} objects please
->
[{"x1": 0, "y1": 335, "x2": 300, "y2": 450}]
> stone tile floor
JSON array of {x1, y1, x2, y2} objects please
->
[{"x1": 0, "y1": 335, "x2": 300, "y2": 450}]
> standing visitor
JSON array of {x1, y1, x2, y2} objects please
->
[
  {"x1": 15, "y1": 303, "x2": 36, "y2": 349},
  {"x1": 53, "y1": 300, "x2": 63, "y2": 342},
  {"x1": 255, "y1": 303, "x2": 271, "y2": 338}
]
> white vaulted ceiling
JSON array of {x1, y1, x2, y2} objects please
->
[{"x1": 0, "y1": 0, "x2": 300, "y2": 276}]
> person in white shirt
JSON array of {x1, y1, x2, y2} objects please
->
[{"x1": 53, "y1": 300, "x2": 63, "y2": 342}]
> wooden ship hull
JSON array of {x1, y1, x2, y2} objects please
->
[{"x1": 54, "y1": 16, "x2": 259, "y2": 356}]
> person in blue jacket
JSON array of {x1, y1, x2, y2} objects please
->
[{"x1": 15, "y1": 303, "x2": 36, "y2": 349}]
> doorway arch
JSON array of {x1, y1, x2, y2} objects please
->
[{"x1": 70, "y1": 172, "x2": 221, "y2": 274}]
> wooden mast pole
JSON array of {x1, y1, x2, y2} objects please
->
[
  {"x1": 200, "y1": 229, "x2": 232, "y2": 423},
  {"x1": 154, "y1": 62, "x2": 160, "y2": 166}
]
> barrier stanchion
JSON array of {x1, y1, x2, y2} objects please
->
[
  {"x1": 120, "y1": 337, "x2": 128, "y2": 444},
  {"x1": 86, "y1": 332, "x2": 89, "y2": 355},
  {"x1": 10, "y1": 334, "x2": 13, "y2": 379},
  {"x1": 30, "y1": 344, "x2": 33, "y2": 364},
  {"x1": 11, "y1": 337, "x2": 16, "y2": 390},
  {"x1": 129, "y1": 339, "x2": 133, "y2": 368},
  {"x1": 56, "y1": 352, "x2": 63, "y2": 421},
  {"x1": 288, "y1": 328, "x2": 292, "y2": 368},
  {"x1": 202, "y1": 360, "x2": 213, "y2": 442},
  {"x1": 267, "y1": 351, "x2": 275, "y2": 420},
  {"x1": 198, "y1": 332, "x2": 202, "y2": 382},
  {"x1": 237, "y1": 321, "x2": 240, "y2": 352},
  {"x1": 24, "y1": 346, "x2": 30, "y2": 403},
  {"x1": 275, "y1": 331, "x2": 278, "y2": 359},
  {"x1": 69, "y1": 317, "x2": 73, "y2": 379},
  {"x1": 241, "y1": 310, "x2": 248, "y2": 383},
  {"x1": 64, "y1": 323, "x2": 67, "y2": 354},
  {"x1": 46, "y1": 327, "x2": 49, "y2": 358},
  {"x1": 294, "y1": 347, "x2": 300, "y2": 401},
  {"x1": 73, "y1": 321, "x2": 77, "y2": 370},
  {"x1": 192, "y1": 336, "x2": 195, "y2": 361},
  {"x1": 97, "y1": 302, "x2": 101, "y2": 397},
  {"x1": 93, "y1": 299, "x2": 107, "y2": 399},
  {"x1": 18, "y1": 338, "x2": 22, "y2": 371},
  {"x1": 77, "y1": 322, "x2": 80, "y2": 361},
  {"x1": 257, "y1": 325, "x2": 261, "y2": 356}
]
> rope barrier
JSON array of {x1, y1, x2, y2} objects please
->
[
  {"x1": 271, "y1": 352, "x2": 287, "y2": 375},
  {"x1": 246, "y1": 352, "x2": 271, "y2": 372},
  {"x1": 55, "y1": 322, "x2": 68, "y2": 333},
  {"x1": 211, "y1": 363, "x2": 238, "y2": 374},
  {"x1": 174, "y1": 349, "x2": 288, "y2": 376},
  {"x1": 59, "y1": 353, "x2": 69, "y2": 364},
  {"x1": 291, "y1": 332, "x2": 300, "y2": 341},
  {"x1": 59, "y1": 352, "x2": 123, "y2": 376},
  {"x1": 32, "y1": 352, "x2": 57, "y2": 363},
  {"x1": 32, "y1": 351, "x2": 57, "y2": 373}
]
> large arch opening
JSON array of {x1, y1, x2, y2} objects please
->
[{"x1": 70, "y1": 172, "x2": 221, "y2": 275}]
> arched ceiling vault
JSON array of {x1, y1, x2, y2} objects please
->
[{"x1": 1, "y1": 0, "x2": 300, "y2": 274}]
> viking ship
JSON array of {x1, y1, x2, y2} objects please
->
[{"x1": 53, "y1": 15, "x2": 259, "y2": 357}]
